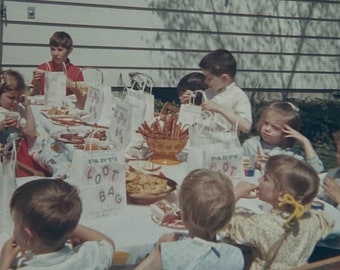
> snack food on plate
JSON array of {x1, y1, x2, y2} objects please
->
[
  {"x1": 137, "y1": 113, "x2": 189, "y2": 140},
  {"x1": 75, "y1": 143, "x2": 107, "y2": 151},
  {"x1": 126, "y1": 168, "x2": 171, "y2": 194},
  {"x1": 150, "y1": 199, "x2": 177, "y2": 221},
  {"x1": 150, "y1": 199, "x2": 185, "y2": 229},
  {"x1": 59, "y1": 132, "x2": 85, "y2": 144},
  {"x1": 53, "y1": 128, "x2": 107, "y2": 145},
  {"x1": 46, "y1": 105, "x2": 70, "y2": 116}
]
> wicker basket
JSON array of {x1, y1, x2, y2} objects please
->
[{"x1": 145, "y1": 137, "x2": 188, "y2": 165}]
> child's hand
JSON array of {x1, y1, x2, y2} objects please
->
[
  {"x1": 255, "y1": 146, "x2": 269, "y2": 170},
  {"x1": 0, "y1": 237, "x2": 22, "y2": 270},
  {"x1": 179, "y1": 90, "x2": 193, "y2": 104},
  {"x1": 282, "y1": 125, "x2": 308, "y2": 144},
  {"x1": 201, "y1": 100, "x2": 222, "y2": 113},
  {"x1": 0, "y1": 143, "x2": 8, "y2": 157},
  {"x1": 233, "y1": 181, "x2": 258, "y2": 201},
  {"x1": 157, "y1": 233, "x2": 179, "y2": 245},
  {"x1": 32, "y1": 69, "x2": 45, "y2": 81},
  {"x1": 3, "y1": 113, "x2": 19, "y2": 129},
  {"x1": 19, "y1": 95, "x2": 30, "y2": 108},
  {"x1": 323, "y1": 177, "x2": 340, "y2": 206}
]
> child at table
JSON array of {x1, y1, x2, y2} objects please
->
[
  {"x1": 0, "y1": 178, "x2": 114, "y2": 270},
  {"x1": 31, "y1": 31, "x2": 84, "y2": 96},
  {"x1": 177, "y1": 72, "x2": 207, "y2": 105},
  {"x1": 242, "y1": 101, "x2": 324, "y2": 173},
  {"x1": 135, "y1": 169, "x2": 244, "y2": 270},
  {"x1": 319, "y1": 130, "x2": 340, "y2": 207},
  {"x1": 222, "y1": 155, "x2": 333, "y2": 269},
  {"x1": 0, "y1": 70, "x2": 47, "y2": 177},
  {"x1": 181, "y1": 49, "x2": 252, "y2": 133}
]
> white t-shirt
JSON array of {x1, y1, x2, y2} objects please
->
[
  {"x1": 205, "y1": 82, "x2": 252, "y2": 130},
  {"x1": 18, "y1": 240, "x2": 113, "y2": 270},
  {"x1": 161, "y1": 237, "x2": 244, "y2": 270}
]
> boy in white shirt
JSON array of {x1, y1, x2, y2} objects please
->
[
  {"x1": 0, "y1": 179, "x2": 114, "y2": 270},
  {"x1": 181, "y1": 49, "x2": 252, "y2": 133}
]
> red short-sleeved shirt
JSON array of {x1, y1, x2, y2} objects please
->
[{"x1": 31, "y1": 59, "x2": 84, "y2": 95}]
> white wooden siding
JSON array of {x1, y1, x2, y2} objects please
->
[{"x1": 0, "y1": 0, "x2": 339, "y2": 99}]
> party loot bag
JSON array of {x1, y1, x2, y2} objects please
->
[
  {"x1": 44, "y1": 62, "x2": 66, "y2": 108},
  {"x1": 83, "y1": 75, "x2": 114, "y2": 127},
  {"x1": 187, "y1": 111, "x2": 244, "y2": 184},
  {"x1": 177, "y1": 90, "x2": 206, "y2": 126},
  {"x1": 0, "y1": 142, "x2": 17, "y2": 233},
  {"x1": 73, "y1": 67, "x2": 102, "y2": 110},
  {"x1": 109, "y1": 96, "x2": 132, "y2": 149},
  {"x1": 69, "y1": 149, "x2": 126, "y2": 219},
  {"x1": 125, "y1": 73, "x2": 154, "y2": 142}
]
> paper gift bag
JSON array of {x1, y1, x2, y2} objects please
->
[
  {"x1": 125, "y1": 88, "x2": 146, "y2": 142},
  {"x1": 84, "y1": 84, "x2": 114, "y2": 127},
  {"x1": 187, "y1": 116, "x2": 244, "y2": 184},
  {"x1": 189, "y1": 111, "x2": 236, "y2": 147},
  {"x1": 74, "y1": 67, "x2": 103, "y2": 110},
  {"x1": 109, "y1": 96, "x2": 132, "y2": 149},
  {"x1": 69, "y1": 149, "x2": 127, "y2": 219},
  {"x1": 44, "y1": 62, "x2": 67, "y2": 108},
  {"x1": 177, "y1": 90, "x2": 206, "y2": 126},
  {"x1": 0, "y1": 143, "x2": 17, "y2": 233},
  {"x1": 187, "y1": 142, "x2": 244, "y2": 184},
  {"x1": 125, "y1": 73, "x2": 155, "y2": 142},
  {"x1": 203, "y1": 142, "x2": 244, "y2": 183}
]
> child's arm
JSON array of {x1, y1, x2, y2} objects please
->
[
  {"x1": 283, "y1": 125, "x2": 324, "y2": 172},
  {"x1": 0, "y1": 237, "x2": 22, "y2": 270},
  {"x1": 135, "y1": 233, "x2": 178, "y2": 270},
  {"x1": 233, "y1": 181, "x2": 258, "y2": 201},
  {"x1": 69, "y1": 225, "x2": 114, "y2": 248},
  {"x1": 179, "y1": 89, "x2": 193, "y2": 104},
  {"x1": 135, "y1": 245, "x2": 162, "y2": 270},
  {"x1": 323, "y1": 177, "x2": 340, "y2": 207},
  {"x1": 20, "y1": 96, "x2": 37, "y2": 147},
  {"x1": 282, "y1": 125, "x2": 317, "y2": 159},
  {"x1": 31, "y1": 69, "x2": 44, "y2": 96},
  {"x1": 202, "y1": 100, "x2": 251, "y2": 133},
  {"x1": 254, "y1": 146, "x2": 270, "y2": 170}
]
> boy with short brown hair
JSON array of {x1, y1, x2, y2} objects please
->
[
  {"x1": 0, "y1": 179, "x2": 114, "y2": 270},
  {"x1": 31, "y1": 31, "x2": 84, "y2": 96}
]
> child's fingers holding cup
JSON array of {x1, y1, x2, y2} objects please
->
[
  {"x1": 33, "y1": 69, "x2": 45, "y2": 80},
  {"x1": 5, "y1": 112, "x2": 19, "y2": 127}
]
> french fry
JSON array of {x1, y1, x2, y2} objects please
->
[{"x1": 136, "y1": 113, "x2": 189, "y2": 140}]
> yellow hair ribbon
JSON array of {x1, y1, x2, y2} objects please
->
[{"x1": 278, "y1": 194, "x2": 305, "y2": 228}]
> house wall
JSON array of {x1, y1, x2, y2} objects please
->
[{"x1": 0, "y1": 0, "x2": 339, "y2": 100}]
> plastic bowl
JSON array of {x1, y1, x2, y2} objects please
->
[{"x1": 145, "y1": 137, "x2": 188, "y2": 165}]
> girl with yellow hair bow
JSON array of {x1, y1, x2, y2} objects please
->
[{"x1": 222, "y1": 155, "x2": 334, "y2": 270}]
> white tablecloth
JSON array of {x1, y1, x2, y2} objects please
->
[{"x1": 7, "y1": 104, "x2": 340, "y2": 265}]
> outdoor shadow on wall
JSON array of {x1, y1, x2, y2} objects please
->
[{"x1": 146, "y1": 0, "x2": 339, "y2": 100}]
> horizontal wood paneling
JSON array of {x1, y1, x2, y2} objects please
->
[{"x1": 0, "y1": 0, "x2": 339, "y2": 98}]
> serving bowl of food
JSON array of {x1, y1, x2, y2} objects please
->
[
  {"x1": 137, "y1": 114, "x2": 189, "y2": 165},
  {"x1": 125, "y1": 166, "x2": 177, "y2": 205},
  {"x1": 145, "y1": 137, "x2": 188, "y2": 165}
]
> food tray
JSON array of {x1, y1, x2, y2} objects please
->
[
  {"x1": 41, "y1": 109, "x2": 80, "y2": 119},
  {"x1": 126, "y1": 167, "x2": 177, "y2": 205}
]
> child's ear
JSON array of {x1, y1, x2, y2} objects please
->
[
  {"x1": 221, "y1": 73, "x2": 232, "y2": 84},
  {"x1": 24, "y1": 226, "x2": 35, "y2": 240},
  {"x1": 67, "y1": 47, "x2": 73, "y2": 55},
  {"x1": 277, "y1": 193, "x2": 286, "y2": 203}
]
